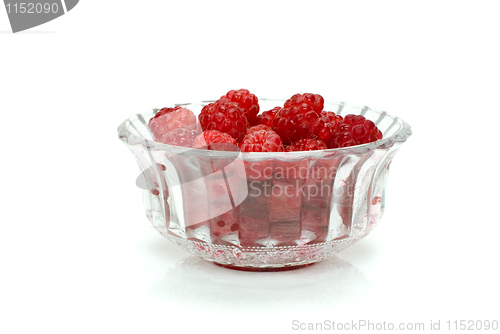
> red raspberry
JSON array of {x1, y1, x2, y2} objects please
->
[
  {"x1": 193, "y1": 130, "x2": 238, "y2": 151},
  {"x1": 159, "y1": 123, "x2": 202, "y2": 147},
  {"x1": 199, "y1": 100, "x2": 247, "y2": 143},
  {"x1": 239, "y1": 130, "x2": 284, "y2": 152},
  {"x1": 315, "y1": 111, "x2": 343, "y2": 144},
  {"x1": 148, "y1": 106, "x2": 197, "y2": 141},
  {"x1": 253, "y1": 106, "x2": 280, "y2": 127},
  {"x1": 321, "y1": 111, "x2": 343, "y2": 126},
  {"x1": 329, "y1": 114, "x2": 383, "y2": 148},
  {"x1": 220, "y1": 89, "x2": 259, "y2": 125},
  {"x1": 285, "y1": 93, "x2": 324, "y2": 111},
  {"x1": 153, "y1": 107, "x2": 174, "y2": 118},
  {"x1": 247, "y1": 124, "x2": 271, "y2": 134},
  {"x1": 285, "y1": 138, "x2": 328, "y2": 151},
  {"x1": 272, "y1": 93, "x2": 325, "y2": 145}
]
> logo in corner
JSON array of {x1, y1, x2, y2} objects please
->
[{"x1": 3, "y1": 0, "x2": 79, "y2": 33}]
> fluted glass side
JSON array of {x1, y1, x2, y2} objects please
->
[{"x1": 117, "y1": 100, "x2": 411, "y2": 269}]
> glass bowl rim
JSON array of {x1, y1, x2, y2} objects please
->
[{"x1": 117, "y1": 99, "x2": 412, "y2": 159}]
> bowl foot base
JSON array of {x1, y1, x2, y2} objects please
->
[{"x1": 213, "y1": 261, "x2": 318, "y2": 272}]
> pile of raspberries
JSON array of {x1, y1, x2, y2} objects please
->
[{"x1": 148, "y1": 89, "x2": 382, "y2": 152}]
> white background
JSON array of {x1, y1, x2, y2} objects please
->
[{"x1": 1, "y1": 1, "x2": 500, "y2": 333}]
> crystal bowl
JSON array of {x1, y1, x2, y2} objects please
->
[{"x1": 117, "y1": 99, "x2": 412, "y2": 271}]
